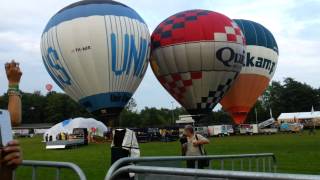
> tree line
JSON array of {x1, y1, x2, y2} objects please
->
[{"x1": 0, "y1": 77, "x2": 319, "y2": 127}]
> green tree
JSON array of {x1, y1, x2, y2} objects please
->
[{"x1": 263, "y1": 78, "x2": 320, "y2": 119}]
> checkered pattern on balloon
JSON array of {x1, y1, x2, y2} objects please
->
[{"x1": 151, "y1": 10, "x2": 245, "y2": 114}]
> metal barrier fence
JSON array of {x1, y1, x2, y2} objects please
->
[
  {"x1": 14, "y1": 160, "x2": 87, "y2": 180},
  {"x1": 110, "y1": 165, "x2": 320, "y2": 180},
  {"x1": 105, "y1": 153, "x2": 277, "y2": 180}
]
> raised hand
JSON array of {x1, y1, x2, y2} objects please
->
[{"x1": 5, "y1": 60, "x2": 22, "y2": 86}]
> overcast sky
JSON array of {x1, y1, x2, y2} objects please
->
[{"x1": 0, "y1": 0, "x2": 319, "y2": 110}]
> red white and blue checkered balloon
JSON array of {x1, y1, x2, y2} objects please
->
[{"x1": 150, "y1": 10, "x2": 245, "y2": 117}]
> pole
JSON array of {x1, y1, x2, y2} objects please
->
[
  {"x1": 171, "y1": 101, "x2": 174, "y2": 125},
  {"x1": 255, "y1": 108, "x2": 258, "y2": 124}
]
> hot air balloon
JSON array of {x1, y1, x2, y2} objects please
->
[
  {"x1": 41, "y1": 0, "x2": 150, "y2": 121},
  {"x1": 45, "y1": 84, "x2": 53, "y2": 92},
  {"x1": 150, "y1": 10, "x2": 245, "y2": 120},
  {"x1": 220, "y1": 19, "x2": 279, "y2": 124}
]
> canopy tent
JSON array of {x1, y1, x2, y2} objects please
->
[
  {"x1": 176, "y1": 115, "x2": 195, "y2": 124},
  {"x1": 278, "y1": 111, "x2": 320, "y2": 123},
  {"x1": 44, "y1": 117, "x2": 108, "y2": 141}
]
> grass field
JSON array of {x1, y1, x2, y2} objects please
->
[{"x1": 15, "y1": 131, "x2": 320, "y2": 180}]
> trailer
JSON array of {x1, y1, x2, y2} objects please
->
[
  {"x1": 258, "y1": 118, "x2": 275, "y2": 129},
  {"x1": 239, "y1": 124, "x2": 258, "y2": 135},
  {"x1": 258, "y1": 118, "x2": 278, "y2": 134},
  {"x1": 210, "y1": 125, "x2": 225, "y2": 136},
  {"x1": 46, "y1": 139, "x2": 86, "y2": 149},
  {"x1": 13, "y1": 129, "x2": 31, "y2": 137},
  {"x1": 208, "y1": 125, "x2": 233, "y2": 137},
  {"x1": 226, "y1": 125, "x2": 234, "y2": 135},
  {"x1": 259, "y1": 128, "x2": 278, "y2": 134},
  {"x1": 195, "y1": 126, "x2": 209, "y2": 137},
  {"x1": 280, "y1": 123, "x2": 303, "y2": 133}
]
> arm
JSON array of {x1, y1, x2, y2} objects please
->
[
  {"x1": 5, "y1": 61, "x2": 22, "y2": 127},
  {"x1": 0, "y1": 140, "x2": 22, "y2": 180},
  {"x1": 193, "y1": 134, "x2": 210, "y2": 146}
]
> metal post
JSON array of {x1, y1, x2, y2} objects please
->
[
  {"x1": 221, "y1": 160, "x2": 224, "y2": 170},
  {"x1": 13, "y1": 170, "x2": 16, "y2": 180},
  {"x1": 110, "y1": 165, "x2": 320, "y2": 180},
  {"x1": 255, "y1": 108, "x2": 258, "y2": 124},
  {"x1": 56, "y1": 168, "x2": 60, "y2": 180},
  {"x1": 231, "y1": 160, "x2": 234, "y2": 170},
  {"x1": 263, "y1": 158, "x2": 266, "y2": 172},
  {"x1": 171, "y1": 101, "x2": 174, "y2": 125},
  {"x1": 268, "y1": 157, "x2": 272, "y2": 172},
  {"x1": 240, "y1": 159, "x2": 244, "y2": 171},
  {"x1": 256, "y1": 158, "x2": 259, "y2": 172},
  {"x1": 20, "y1": 160, "x2": 86, "y2": 180},
  {"x1": 105, "y1": 153, "x2": 277, "y2": 180},
  {"x1": 32, "y1": 166, "x2": 36, "y2": 180}
]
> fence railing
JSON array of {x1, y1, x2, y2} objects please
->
[
  {"x1": 105, "y1": 153, "x2": 277, "y2": 180},
  {"x1": 109, "y1": 165, "x2": 320, "y2": 180},
  {"x1": 14, "y1": 160, "x2": 86, "y2": 180}
]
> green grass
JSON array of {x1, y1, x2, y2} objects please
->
[{"x1": 15, "y1": 131, "x2": 320, "y2": 180}]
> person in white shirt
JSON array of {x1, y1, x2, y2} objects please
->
[{"x1": 183, "y1": 125, "x2": 209, "y2": 168}]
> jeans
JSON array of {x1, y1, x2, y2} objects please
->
[{"x1": 186, "y1": 160, "x2": 206, "y2": 169}]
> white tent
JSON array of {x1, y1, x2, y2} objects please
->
[
  {"x1": 278, "y1": 111, "x2": 320, "y2": 122},
  {"x1": 44, "y1": 117, "x2": 108, "y2": 141},
  {"x1": 176, "y1": 115, "x2": 195, "y2": 124}
]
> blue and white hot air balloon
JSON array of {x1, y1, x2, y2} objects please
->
[{"x1": 41, "y1": 0, "x2": 150, "y2": 120}]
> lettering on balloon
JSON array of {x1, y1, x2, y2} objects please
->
[
  {"x1": 111, "y1": 33, "x2": 148, "y2": 77},
  {"x1": 216, "y1": 47, "x2": 245, "y2": 67},
  {"x1": 71, "y1": 45, "x2": 91, "y2": 53},
  {"x1": 246, "y1": 52, "x2": 276, "y2": 74},
  {"x1": 45, "y1": 47, "x2": 72, "y2": 87}
]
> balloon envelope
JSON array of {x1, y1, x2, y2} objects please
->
[
  {"x1": 150, "y1": 10, "x2": 245, "y2": 118},
  {"x1": 41, "y1": 0, "x2": 150, "y2": 119},
  {"x1": 220, "y1": 19, "x2": 279, "y2": 124}
]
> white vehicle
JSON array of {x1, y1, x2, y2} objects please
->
[
  {"x1": 176, "y1": 115, "x2": 195, "y2": 126},
  {"x1": 258, "y1": 118, "x2": 278, "y2": 134},
  {"x1": 214, "y1": 125, "x2": 225, "y2": 136},
  {"x1": 208, "y1": 126, "x2": 214, "y2": 136},
  {"x1": 225, "y1": 125, "x2": 234, "y2": 134},
  {"x1": 239, "y1": 124, "x2": 258, "y2": 135},
  {"x1": 259, "y1": 128, "x2": 278, "y2": 134},
  {"x1": 195, "y1": 126, "x2": 209, "y2": 137},
  {"x1": 208, "y1": 125, "x2": 233, "y2": 137},
  {"x1": 258, "y1": 118, "x2": 275, "y2": 129},
  {"x1": 12, "y1": 129, "x2": 31, "y2": 137}
]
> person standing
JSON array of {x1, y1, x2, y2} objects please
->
[
  {"x1": 183, "y1": 125, "x2": 210, "y2": 169},
  {"x1": 1, "y1": 60, "x2": 23, "y2": 179}
]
